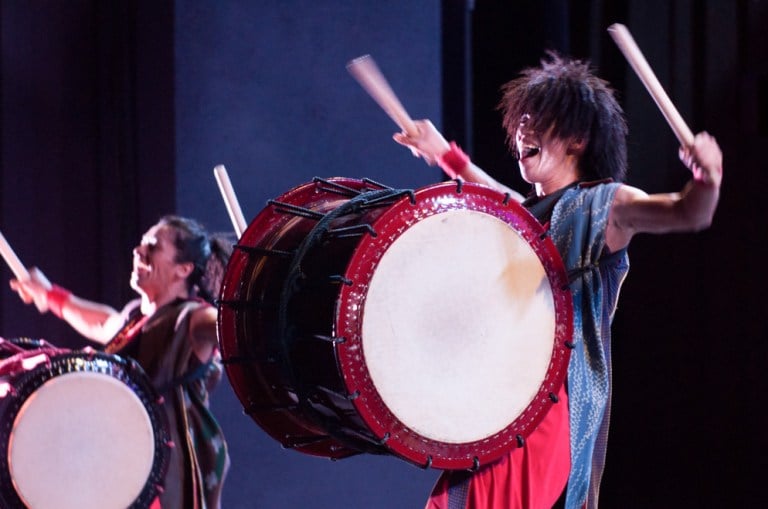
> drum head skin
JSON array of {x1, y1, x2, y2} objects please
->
[
  {"x1": 0, "y1": 351, "x2": 170, "y2": 509},
  {"x1": 9, "y1": 372, "x2": 154, "y2": 509},
  {"x1": 361, "y1": 209, "x2": 553, "y2": 443},
  {"x1": 337, "y1": 181, "x2": 572, "y2": 469}
]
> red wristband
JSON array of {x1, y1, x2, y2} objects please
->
[
  {"x1": 46, "y1": 284, "x2": 72, "y2": 319},
  {"x1": 437, "y1": 141, "x2": 470, "y2": 180}
]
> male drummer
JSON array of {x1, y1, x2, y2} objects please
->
[{"x1": 393, "y1": 52, "x2": 722, "y2": 509}]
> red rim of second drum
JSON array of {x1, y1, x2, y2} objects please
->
[{"x1": 335, "y1": 181, "x2": 573, "y2": 470}]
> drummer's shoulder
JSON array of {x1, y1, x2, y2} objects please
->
[
  {"x1": 190, "y1": 302, "x2": 217, "y2": 320},
  {"x1": 567, "y1": 179, "x2": 634, "y2": 207},
  {"x1": 188, "y1": 303, "x2": 217, "y2": 338},
  {"x1": 187, "y1": 304, "x2": 218, "y2": 362}
]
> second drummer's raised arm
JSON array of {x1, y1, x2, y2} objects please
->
[
  {"x1": 57, "y1": 294, "x2": 124, "y2": 344},
  {"x1": 460, "y1": 161, "x2": 523, "y2": 199},
  {"x1": 606, "y1": 131, "x2": 722, "y2": 252},
  {"x1": 393, "y1": 119, "x2": 524, "y2": 201},
  {"x1": 9, "y1": 267, "x2": 123, "y2": 344}
]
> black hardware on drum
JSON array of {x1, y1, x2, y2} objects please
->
[{"x1": 231, "y1": 244, "x2": 294, "y2": 258}]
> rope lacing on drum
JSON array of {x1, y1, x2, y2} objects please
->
[
  {"x1": 267, "y1": 199, "x2": 325, "y2": 220},
  {"x1": 355, "y1": 188, "x2": 415, "y2": 209},
  {"x1": 275, "y1": 185, "x2": 414, "y2": 456},
  {"x1": 313, "y1": 176, "x2": 393, "y2": 196},
  {"x1": 279, "y1": 187, "x2": 410, "y2": 289},
  {"x1": 267, "y1": 188, "x2": 413, "y2": 222},
  {"x1": 324, "y1": 223, "x2": 377, "y2": 239}
]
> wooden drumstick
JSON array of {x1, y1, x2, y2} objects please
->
[
  {"x1": 608, "y1": 23, "x2": 695, "y2": 147},
  {"x1": 213, "y1": 165, "x2": 248, "y2": 238},
  {"x1": 0, "y1": 229, "x2": 30, "y2": 281},
  {"x1": 346, "y1": 54, "x2": 420, "y2": 137}
]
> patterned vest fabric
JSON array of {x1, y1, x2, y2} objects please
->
[
  {"x1": 109, "y1": 299, "x2": 230, "y2": 509},
  {"x1": 547, "y1": 183, "x2": 629, "y2": 509}
]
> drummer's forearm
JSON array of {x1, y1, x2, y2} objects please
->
[
  {"x1": 437, "y1": 144, "x2": 524, "y2": 202},
  {"x1": 56, "y1": 293, "x2": 121, "y2": 343},
  {"x1": 460, "y1": 162, "x2": 524, "y2": 201}
]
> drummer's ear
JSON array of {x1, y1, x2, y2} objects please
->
[
  {"x1": 567, "y1": 137, "x2": 587, "y2": 156},
  {"x1": 175, "y1": 261, "x2": 194, "y2": 280}
]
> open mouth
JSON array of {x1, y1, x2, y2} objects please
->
[
  {"x1": 520, "y1": 145, "x2": 540, "y2": 159},
  {"x1": 133, "y1": 257, "x2": 152, "y2": 273}
]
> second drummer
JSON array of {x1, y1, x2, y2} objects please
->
[
  {"x1": 394, "y1": 52, "x2": 722, "y2": 509},
  {"x1": 10, "y1": 215, "x2": 232, "y2": 509}
]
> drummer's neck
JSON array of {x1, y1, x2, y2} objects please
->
[{"x1": 140, "y1": 288, "x2": 191, "y2": 316}]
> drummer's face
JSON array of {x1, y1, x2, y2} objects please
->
[
  {"x1": 515, "y1": 116, "x2": 579, "y2": 194},
  {"x1": 130, "y1": 223, "x2": 187, "y2": 300}
]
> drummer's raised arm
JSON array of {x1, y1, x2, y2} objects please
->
[
  {"x1": 606, "y1": 131, "x2": 722, "y2": 252},
  {"x1": 393, "y1": 119, "x2": 524, "y2": 202},
  {"x1": 9, "y1": 267, "x2": 123, "y2": 344}
]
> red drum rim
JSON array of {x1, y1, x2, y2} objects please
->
[{"x1": 335, "y1": 181, "x2": 573, "y2": 470}]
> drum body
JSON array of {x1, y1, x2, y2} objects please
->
[
  {"x1": 0, "y1": 340, "x2": 170, "y2": 509},
  {"x1": 218, "y1": 177, "x2": 572, "y2": 470}
]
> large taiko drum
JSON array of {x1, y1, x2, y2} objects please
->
[
  {"x1": 0, "y1": 339, "x2": 171, "y2": 509},
  {"x1": 218, "y1": 177, "x2": 573, "y2": 470}
]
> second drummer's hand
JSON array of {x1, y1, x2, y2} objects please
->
[
  {"x1": 393, "y1": 119, "x2": 450, "y2": 166},
  {"x1": 393, "y1": 118, "x2": 525, "y2": 201},
  {"x1": 9, "y1": 267, "x2": 52, "y2": 313},
  {"x1": 679, "y1": 131, "x2": 723, "y2": 188}
]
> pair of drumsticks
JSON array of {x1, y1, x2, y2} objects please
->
[
  {"x1": 346, "y1": 23, "x2": 695, "y2": 148},
  {"x1": 1, "y1": 24, "x2": 694, "y2": 279}
]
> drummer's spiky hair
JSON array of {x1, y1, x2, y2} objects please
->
[{"x1": 498, "y1": 51, "x2": 628, "y2": 182}]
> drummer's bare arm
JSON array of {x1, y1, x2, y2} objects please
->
[
  {"x1": 393, "y1": 119, "x2": 525, "y2": 201},
  {"x1": 606, "y1": 131, "x2": 722, "y2": 252},
  {"x1": 461, "y1": 162, "x2": 524, "y2": 200},
  {"x1": 59, "y1": 296, "x2": 124, "y2": 344},
  {"x1": 9, "y1": 267, "x2": 122, "y2": 344},
  {"x1": 188, "y1": 304, "x2": 218, "y2": 363}
]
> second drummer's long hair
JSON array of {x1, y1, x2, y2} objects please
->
[
  {"x1": 160, "y1": 215, "x2": 234, "y2": 304},
  {"x1": 498, "y1": 51, "x2": 628, "y2": 182}
]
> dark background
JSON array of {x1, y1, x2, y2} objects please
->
[{"x1": 1, "y1": 1, "x2": 766, "y2": 507}]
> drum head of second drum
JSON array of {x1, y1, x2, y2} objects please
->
[{"x1": 361, "y1": 208, "x2": 555, "y2": 444}]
